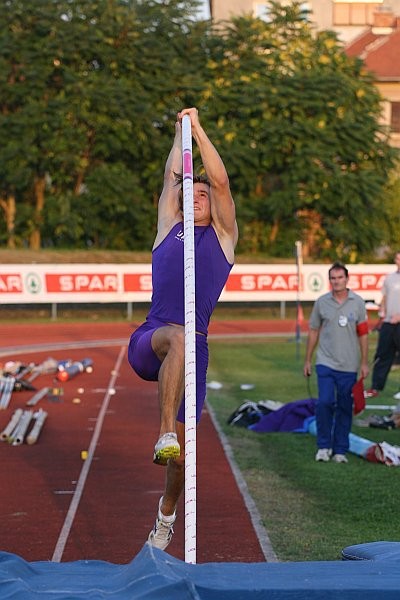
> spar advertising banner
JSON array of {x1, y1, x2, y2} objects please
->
[
  {"x1": 0, "y1": 263, "x2": 392, "y2": 304},
  {"x1": 221, "y1": 264, "x2": 389, "y2": 302}
]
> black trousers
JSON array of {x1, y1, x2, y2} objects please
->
[{"x1": 372, "y1": 322, "x2": 400, "y2": 390}]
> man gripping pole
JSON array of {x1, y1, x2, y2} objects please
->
[{"x1": 128, "y1": 107, "x2": 238, "y2": 555}]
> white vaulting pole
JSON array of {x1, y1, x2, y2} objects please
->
[{"x1": 182, "y1": 114, "x2": 197, "y2": 564}]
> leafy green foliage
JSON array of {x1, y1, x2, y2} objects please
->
[
  {"x1": 199, "y1": 2, "x2": 398, "y2": 259},
  {"x1": 0, "y1": 0, "x2": 398, "y2": 259}
]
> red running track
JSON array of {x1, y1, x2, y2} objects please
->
[{"x1": 0, "y1": 320, "x2": 299, "y2": 564}]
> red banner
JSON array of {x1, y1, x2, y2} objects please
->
[
  {"x1": 0, "y1": 274, "x2": 23, "y2": 293},
  {"x1": 46, "y1": 274, "x2": 118, "y2": 293},
  {"x1": 123, "y1": 274, "x2": 152, "y2": 292},
  {"x1": 225, "y1": 273, "x2": 300, "y2": 292}
]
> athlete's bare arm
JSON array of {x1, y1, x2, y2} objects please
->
[
  {"x1": 153, "y1": 122, "x2": 182, "y2": 250},
  {"x1": 178, "y1": 108, "x2": 238, "y2": 262}
]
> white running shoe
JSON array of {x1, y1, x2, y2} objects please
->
[
  {"x1": 315, "y1": 448, "x2": 331, "y2": 462},
  {"x1": 148, "y1": 497, "x2": 176, "y2": 551},
  {"x1": 153, "y1": 432, "x2": 180, "y2": 465},
  {"x1": 364, "y1": 388, "x2": 379, "y2": 398},
  {"x1": 332, "y1": 454, "x2": 348, "y2": 463}
]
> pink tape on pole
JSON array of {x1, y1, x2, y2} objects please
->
[{"x1": 183, "y1": 151, "x2": 193, "y2": 178}]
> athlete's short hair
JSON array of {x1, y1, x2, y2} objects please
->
[{"x1": 174, "y1": 172, "x2": 210, "y2": 211}]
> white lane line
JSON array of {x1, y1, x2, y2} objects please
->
[
  {"x1": 0, "y1": 339, "x2": 128, "y2": 357},
  {"x1": 51, "y1": 346, "x2": 126, "y2": 563}
]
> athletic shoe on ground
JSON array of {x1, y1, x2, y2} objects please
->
[
  {"x1": 315, "y1": 448, "x2": 331, "y2": 462},
  {"x1": 148, "y1": 497, "x2": 176, "y2": 550},
  {"x1": 332, "y1": 454, "x2": 348, "y2": 463},
  {"x1": 153, "y1": 432, "x2": 180, "y2": 465},
  {"x1": 364, "y1": 388, "x2": 379, "y2": 398}
]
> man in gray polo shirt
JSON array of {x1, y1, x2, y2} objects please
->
[{"x1": 304, "y1": 262, "x2": 369, "y2": 463}]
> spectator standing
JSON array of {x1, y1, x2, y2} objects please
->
[
  {"x1": 365, "y1": 252, "x2": 400, "y2": 398},
  {"x1": 304, "y1": 262, "x2": 369, "y2": 463}
]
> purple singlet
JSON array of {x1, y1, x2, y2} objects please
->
[
  {"x1": 128, "y1": 222, "x2": 233, "y2": 422},
  {"x1": 147, "y1": 223, "x2": 232, "y2": 334}
]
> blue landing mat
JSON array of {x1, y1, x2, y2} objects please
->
[
  {"x1": 342, "y1": 541, "x2": 400, "y2": 562},
  {"x1": 1, "y1": 543, "x2": 400, "y2": 599}
]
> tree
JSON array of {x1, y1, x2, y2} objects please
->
[
  {"x1": 0, "y1": 0, "x2": 207, "y2": 249},
  {"x1": 0, "y1": 0, "x2": 398, "y2": 260},
  {"x1": 198, "y1": 1, "x2": 399, "y2": 259},
  {"x1": 0, "y1": 0, "x2": 104, "y2": 248}
]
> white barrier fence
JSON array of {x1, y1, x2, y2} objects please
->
[{"x1": 0, "y1": 263, "x2": 391, "y2": 306}]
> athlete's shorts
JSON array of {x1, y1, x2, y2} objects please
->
[{"x1": 128, "y1": 320, "x2": 209, "y2": 423}]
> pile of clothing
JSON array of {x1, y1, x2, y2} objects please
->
[{"x1": 228, "y1": 397, "x2": 400, "y2": 467}]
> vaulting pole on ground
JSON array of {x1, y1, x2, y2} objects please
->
[
  {"x1": 182, "y1": 114, "x2": 197, "y2": 564},
  {"x1": 295, "y1": 240, "x2": 303, "y2": 361}
]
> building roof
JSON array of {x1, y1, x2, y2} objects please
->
[{"x1": 345, "y1": 22, "x2": 400, "y2": 81}]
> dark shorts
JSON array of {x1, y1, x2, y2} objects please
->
[{"x1": 128, "y1": 320, "x2": 209, "y2": 423}]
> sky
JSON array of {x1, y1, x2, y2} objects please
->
[{"x1": 196, "y1": 0, "x2": 211, "y2": 19}]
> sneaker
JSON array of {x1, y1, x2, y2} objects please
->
[
  {"x1": 148, "y1": 497, "x2": 176, "y2": 550},
  {"x1": 315, "y1": 448, "x2": 331, "y2": 462},
  {"x1": 153, "y1": 432, "x2": 180, "y2": 465},
  {"x1": 364, "y1": 388, "x2": 379, "y2": 398},
  {"x1": 332, "y1": 454, "x2": 348, "y2": 463}
]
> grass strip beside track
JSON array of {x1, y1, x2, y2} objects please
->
[{"x1": 207, "y1": 336, "x2": 400, "y2": 562}]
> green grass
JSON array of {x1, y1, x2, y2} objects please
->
[{"x1": 207, "y1": 336, "x2": 400, "y2": 562}]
